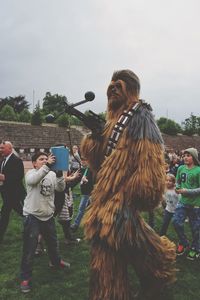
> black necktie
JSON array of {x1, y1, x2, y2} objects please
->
[{"x1": 1, "y1": 159, "x2": 6, "y2": 173}]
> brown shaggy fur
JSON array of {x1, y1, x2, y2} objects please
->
[{"x1": 81, "y1": 70, "x2": 176, "y2": 300}]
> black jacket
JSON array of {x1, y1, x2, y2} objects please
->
[{"x1": 0, "y1": 153, "x2": 26, "y2": 203}]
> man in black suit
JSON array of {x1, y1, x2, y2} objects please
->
[{"x1": 0, "y1": 141, "x2": 26, "y2": 243}]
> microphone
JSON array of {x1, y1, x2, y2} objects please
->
[
  {"x1": 84, "y1": 91, "x2": 95, "y2": 102},
  {"x1": 71, "y1": 91, "x2": 95, "y2": 108},
  {"x1": 45, "y1": 91, "x2": 95, "y2": 123},
  {"x1": 45, "y1": 91, "x2": 105, "y2": 136}
]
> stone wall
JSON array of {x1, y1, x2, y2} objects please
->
[
  {"x1": 162, "y1": 133, "x2": 200, "y2": 151},
  {"x1": 0, "y1": 121, "x2": 83, "y2": 159},
  {"x1": 0, "y1": 121, "x2": 200, "y2": 159}
]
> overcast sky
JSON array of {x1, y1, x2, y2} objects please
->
[{"x1": 0, "y1": 0, "x2": 200, "y2": 124}]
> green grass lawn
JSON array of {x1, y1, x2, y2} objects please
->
[{"x1": 0, "y1": 194, "x2": 200, "y2": 300}]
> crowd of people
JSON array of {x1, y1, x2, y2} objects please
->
[
  {"x1": 163, "y1": 147, "x2": 200, "y2": 260},
  {"x1": 1, "y1": 141, "x2": 199, "y2": 297},
  {"x1": 0, "y1": 69, "x2": 200, "y2": 300},
  {"x1": 146, "y1": 147, "x2": 200, "y2": 262},
  {"x1": 0, "y1": 141, "x2": 93, "y2": 293}
]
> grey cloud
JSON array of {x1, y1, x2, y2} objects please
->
[{"x1": 0, "y1": 0, "x2": 200, "y2": 123}]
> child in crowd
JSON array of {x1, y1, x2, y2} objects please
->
[
  {"x1": 69, "y1": 145, "x2": 81, "y2": 173},
  {"x1": 71, "y1": 157, "x2": 93, "y2": 232},
  {"x1": 160, "y1": 174, "x2": 180, "y2": 236},
  {"x1": 34, "y1": 233, "x2": 46, "y2": 256},
  {"x1": 20, "y1": 152, "x2": 70, "y2": 293},
  {"x1": 148, "y1": 158, "x2": 172, "y2": 230},
  {"x1": 164, "y1": 160, "x2": 171, "y2": 174},
  {"x1": 57, "y1": 169, "x2": 81, "y2": 244},
  {"x1": 69, "y1": 145, "x2": 81, "y2": 199},
  {"x1": 172, "y1": 147, "x2": 200, "y2": 260}
]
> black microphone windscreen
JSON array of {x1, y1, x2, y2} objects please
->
[{"x1": 84, "y1": 91, "x2": 95, "y2": 101}]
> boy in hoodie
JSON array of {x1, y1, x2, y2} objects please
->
[{"x1": 20, "y1": 152, "x2": 70, "y2": 293}]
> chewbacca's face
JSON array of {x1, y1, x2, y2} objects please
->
[{"x1": 107, "y1": 80, "x2": 127, "y2": 111}]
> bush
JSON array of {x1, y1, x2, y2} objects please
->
[
  {"x1": 31, "y1": 103, "x2": 43, "y2": 126},
  {"x1": 18, "y1": 109, "x2": 32, "y2": 123},
  {"x1": 0, "y1": 104, "x2": 18, "y2": 121},
  {"x1": 57, "y1": 113, "x2": 69, "y2": 127}
]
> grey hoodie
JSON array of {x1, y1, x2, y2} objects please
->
[{"x1": 23, "y1": 165, "x2": 65, "y2": 221}]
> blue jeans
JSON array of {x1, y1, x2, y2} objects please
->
[
  {"x1": 20, "y1": 215, "x2": 61, "y2": 280},
  {"x1": 160, "y1": 209, "x2": 174, "y2": 236},
  {"x1": 74, "y1": 195, "x2": 90, "y2": 227},
  {"x1": 172, "y1": 203, "x2": 200, "y2": 252}
]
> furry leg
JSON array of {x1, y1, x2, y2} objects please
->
[
  {"x1": 89, "y1": 241, "x2": 132, "y2": 300},
  {"x1": 130, "y1": 217, "x2": 176, "y2": 299}
]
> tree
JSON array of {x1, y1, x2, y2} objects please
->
[
  {"x1": 157, "y1": 117, "x2": 182, "y2": 135},
  {"x1": 57, "y1": 113, "x2": 69, "y2": 127},
  {"x1": 31, "y1": 103, "x2": 43, "y2": 126},
  {"x1": 42, "y1": 92, "x2": 67, "y2": 115},
  {"x1": 69, "y1": 115, "x2": 83, "y2": 126},
  {"x1": 98, "y1": 112, "x2": 106, "y2": 121},
  {"x1": 0, "y1": 104, "x2": 18, "y2": 121},
  {"x1": 0, "y1": 95, "x2": 29, "y2": 113},
  {"x1": 182, "y1": 113, "x2": 200, "y2": 136},
  {"x1": 18, "y1": 109, "x2": 32, "y2": 123},
  {"x1": 197, "y1": 117, "x2": 200, "y2": 135}
]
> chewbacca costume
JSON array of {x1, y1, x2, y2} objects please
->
[{"x1": 81, "y1": 70, "x2": 176, "y2": 300}]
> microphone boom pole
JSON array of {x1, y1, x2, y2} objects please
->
[{"x1": 45, "y1": 91, "x2": 105, "y2": 137}]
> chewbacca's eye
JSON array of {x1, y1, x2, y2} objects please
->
[{"x1": 115, "y1": 83, "x2": 122, "y2": 89}]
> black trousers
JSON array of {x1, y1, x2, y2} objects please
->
[{"x1": 0, "y1": 194, "x2": 23, "y2": 241}]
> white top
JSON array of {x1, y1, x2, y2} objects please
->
[
  {"x1": 164, "y1": 189, "x2": 180, "y2": 213},
  {"x1": 23, "y1": 165, "x2": 65, "y2": 221}
]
